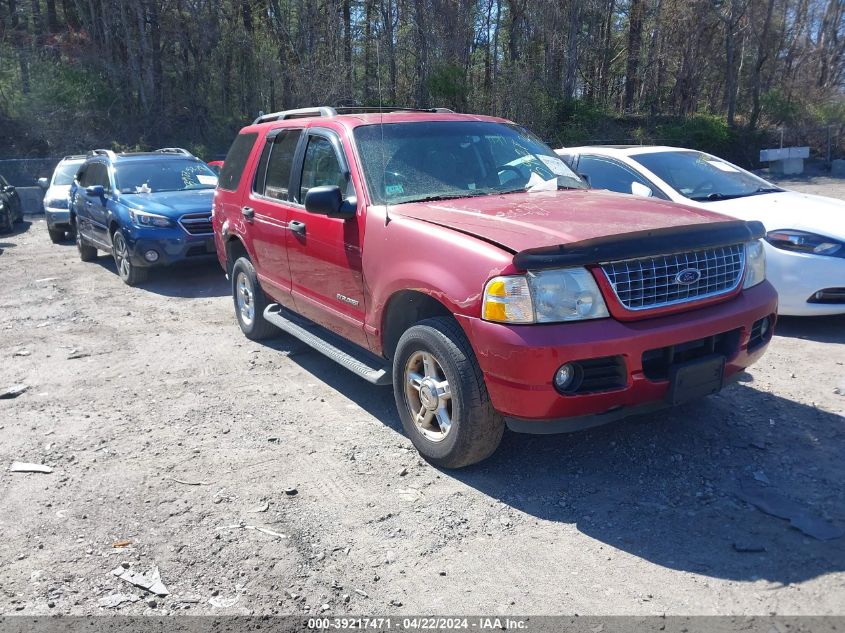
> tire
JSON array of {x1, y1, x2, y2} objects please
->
[
  {"x1": 111, "y1": 230, "x2": 148, "y2": 286},
  {"x1": 75, "y1": 220, "x2": 98, "y2": 261},
  {"x1": 0, "y1": 211, "x2": 11, "y2": 233},
  {"x1": 231, "y1": 256, "x2": 276, "y2": 340},
  {"x1": 392, "y1": 316, "x2": 504, "y2": 468},
  {"x1": 48, "y1": 228, "x2": 65, "y2": 244}
]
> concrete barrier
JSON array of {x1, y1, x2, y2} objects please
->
[{"x1": 16, "y1": 187, "x2": 45, "y2": 214}]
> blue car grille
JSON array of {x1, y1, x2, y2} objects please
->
[
  {"x1": 178, "y1": 212, "x2": 213, "y2": 235},
  {"x1": 600, "y1": 244, "x2": 746, "y2": 310}
]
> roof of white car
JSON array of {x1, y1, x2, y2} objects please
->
[{"x1": 558, "y1": 145, "x2": 699, "y2": 157}]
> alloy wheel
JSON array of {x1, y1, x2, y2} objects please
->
[{"x1": 403, "y1": 351, "x2": 453, "y2": 442}]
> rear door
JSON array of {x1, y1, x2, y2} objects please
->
[
  {"x1": 246, "y1": 127, "x2": 303, "y2": 308},
  {"x1": 285, "y1": 128, "x2": 368, "y2": 347}
]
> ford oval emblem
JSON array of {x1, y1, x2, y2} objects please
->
[{"x1": 675, "y1": 268, "x2": 702, "y2": 285}]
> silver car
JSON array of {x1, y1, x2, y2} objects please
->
[{"x1": 39, "y1": 155, "x2": 85, "y2": 243}]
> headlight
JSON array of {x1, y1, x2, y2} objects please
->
[
  {"x1": 129, "y1": 209, "x2": 173, "y2": 228},
  {"x1": 44, "y1": 198, "x2": 69, "y2": 209},
  {"x1": 766, "y1": 229, "x2": 843, "y2": 257},
  {"x1": 482, "y1": 267, "x2": 609, "y2": 324},
  {"x1": 743, "y1": 240, "x2": 766, "y2": 289}
]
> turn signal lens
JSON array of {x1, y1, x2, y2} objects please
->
[
  {"x1": 482, "y1": 276, "x2": 534, "y2": 323},
  {"x1": 743, "y1": 240, "x2": 766, "y2": 289}
]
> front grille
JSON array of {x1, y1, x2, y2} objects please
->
[
  {"x1": 179, "y1": 212, "x2": 213, "y2": 235},
  {"x1": 601, "y1": 244, "x2": 745, "y2": 311},
  {"x1": 642, "y1": 329, "x2": 740, "y2": 381}
]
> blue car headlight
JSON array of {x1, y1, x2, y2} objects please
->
[{"x1": 129, "y1": 209, "x2": 174, "y2": 228}]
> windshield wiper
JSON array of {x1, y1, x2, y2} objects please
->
[{"x1": 399, "y1": 191, "x2": 490, "y2": 204}]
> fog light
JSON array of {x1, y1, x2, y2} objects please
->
[
  {"x1": 144, "y1": 249, "x2": 160, "y2": 262},
  {"x1": 554, "y1": 363, "x2": 576, "y2": 391},
  {"x1": 760, "y1": 316, "x2": 770, "y2": 337}
]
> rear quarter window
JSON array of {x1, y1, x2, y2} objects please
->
[{"x1": 218, "y1": 132, "x2": 258, "y2": 192}]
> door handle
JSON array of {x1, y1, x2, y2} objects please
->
[
  {"x1": 242, "y1": 206, "x2": 254, "y2": 223},
  {"x1": 288, "y1": 220, "x2": 306, "y2": 236}
]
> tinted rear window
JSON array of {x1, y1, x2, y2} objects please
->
[{"x1": 218, "y1": 132, "x2": 258, "y2": 191}]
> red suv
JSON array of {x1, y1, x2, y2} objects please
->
[{"x1": 213, "y1": 107, "x2": 777, "y2": 468}]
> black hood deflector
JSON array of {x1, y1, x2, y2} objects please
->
[{"x1": 513, "y1": 220, "x2": 765, "y2": 271}]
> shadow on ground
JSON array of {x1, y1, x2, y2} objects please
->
[
  {"x1": 775, "y1": 314, "x2": 845, "y2": 344},
  {"x1": 92, "y1": 256, "x2": 228, "y2": 298},
  {"x1": 259, "y1": 327, "x2": 845, "y2": 586}
]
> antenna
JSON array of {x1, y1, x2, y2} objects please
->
[{"x1": 376, "y1": 40, "x2": 390, "y2": 224}]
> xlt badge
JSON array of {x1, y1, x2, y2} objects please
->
[{"x1": 336, "y1": 293, "x2": 360, "y2": 307}]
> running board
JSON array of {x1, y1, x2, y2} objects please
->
[{"x1": 263, "y1": 305, "x2": 392, "y2": 386}]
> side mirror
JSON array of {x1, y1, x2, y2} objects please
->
[
  {"x1": 578, "y1": 173, "x2": 591, "y2": 186},
  {"x1": 631, "y1": 181, "x2": 653, "y2": 198},
  {"x1": 37, "y1": 177, "x2": 49, "y2": 189},
  {"x1": 304, "y1": 185, "x2": 355, "y2": 219},
  {"x1": 85, "y1": 185, "x2": 105, "y2": 198}
]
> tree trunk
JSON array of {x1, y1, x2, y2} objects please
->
[{"x1": 623, "y1": 0, "x2": 644, "y2": 113}]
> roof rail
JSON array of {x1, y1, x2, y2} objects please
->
[
  {"x1": 87, "y1": 149, "x2": 117, "y2": 161},
  {"x1": 63, "y1": 154, "x2": 87, "y2": 161},
  {"x1": 156, "y1": 147, "x2": 194, "y2": 157},
  {"x1": 253, "y1": 107, "x2": 338, "y2": 125},
  {"x1": 252, "y1": 105, "x2": 455, "y2": 125}
]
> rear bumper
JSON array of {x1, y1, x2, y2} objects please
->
[
  {"x1": 457, "y1": 281, "x2": 778, "y2": 427},
  {"x1": 123, "y1": 226, "x2": 217, "y2": 267}
]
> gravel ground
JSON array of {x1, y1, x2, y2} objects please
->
[{"x1": 1, "y1": 180, "x2": 844, "y2": 617}]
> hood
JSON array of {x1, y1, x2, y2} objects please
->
[
  {"x1": 706, "y1": 190, "x2": 845, "y2": 241},
  {"x1": 392, "y1": 189, "x2": 731, "y2": 253},
  {"x1": 118, "y1": 189, "x2": 214, "y2": 218}
]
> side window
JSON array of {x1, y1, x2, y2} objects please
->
[
  {"x1": 219, "y1": 132, "x2": 258, "y2": 191},
  {"x1": 76, "y1": 166, "x2": 88, "y2": 186},
  {"x1": 299, "y1": 136, "x2": 347, "y2": 202},
  {"x1": 94, "y1": 164, "x2": 111, "y2": 190},
  {"x1": 263, "y1": 129, "x2": 302, "y2": 201},
  {"x1": 81, "y1": 163, "x2": 106, "y2": 189},
  {"x1": 578, "y1": 156, "x2": 657, "y2": 196}
]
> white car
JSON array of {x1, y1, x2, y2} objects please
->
[
  {"x1": 557, "y1": 145, "x2": 845, "y2": 316},
  {"x1": 38, "y1": 155, "x2": 85, "y2": 243}
]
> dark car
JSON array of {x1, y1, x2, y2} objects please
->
[
  {"x1": 69, "y1": 148, "x2": 218, "y2": 285},
  {"x1": 0, "y1": 173, "x2": 23, "y2": 232}
]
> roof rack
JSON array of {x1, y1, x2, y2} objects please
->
[
  {"x1": 252, "y1": 106, "x2": 455, "y2": 125},
  {"x1": 156, "y1": 147, "x2": 194, "y2": 157},
  {"x1": 63, "y1": 154, "x2": 87, "y2": 161},
  {"x1": 87, "y1": 149, "x2": 117, "y2": 161}
]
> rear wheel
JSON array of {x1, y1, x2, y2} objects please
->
[
  {"x1": 392, "y1": 316, "x2": 504, "y2": 468},
  {"x1": 75, "y1": 220, "x2": 98, "y2": 261},
  {"x1": 112, "y1": 230, "x2": 148, "y2": 286},
  {"x1": 231, "y1": 256, "x2": 276, "y2": 340},
  {"x1": 48, "y1": 228, "x2": 65, "y2": 244}
]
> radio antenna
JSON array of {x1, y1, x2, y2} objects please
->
[{"x1": 376, "y1": 39, "x2": 390, "y2": 224}]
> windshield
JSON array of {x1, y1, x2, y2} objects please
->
[
  {"x1": 630, "y1": 151, "x2": 780, "y2": 202},
  {"x1": 115, "y1": 159, "x2": 218, "y2": 194},
  {"x1": 354, "y1": 121, "x2": 586, "y2": 205},
  {"x1": 53, "y1": 161, "x2": 83, "y2": 186}
]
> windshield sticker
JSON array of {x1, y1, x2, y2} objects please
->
[
  {"x1": 135, "y1": 184, "x2": 152, "y2": 194},
  {"x1": 386, "y1": 184, "x2": 404, "y2": 196},
  {"x1": 526, "y1": 172, "x2": 558, "y2": 192},
  {"x1": 538, "y1": 155, "x2": 571, "y2": 176},
  {"x1": 707, "y1": 160, "x2": 741, "y2": 173},
  {"x1": 197, "y1": 175, "x2": 218, "y2": 185}
]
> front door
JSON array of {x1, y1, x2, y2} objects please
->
[
  {"x1": 78, "y1": 162, "x2": 111, "y2": 247},
  {"x1": 286, "y1": 129, "x2": 368, "y2": 348}
]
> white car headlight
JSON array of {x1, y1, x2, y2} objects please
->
[
  {"x1": 482, "y1": 267, "x2": 610, "y2": 324},
  {"x1": 743, "y1": 240, "x2": 766, "y2": 289},
  {"x1": 129, "y1": 209, "x2": 173, "y2": 228}
]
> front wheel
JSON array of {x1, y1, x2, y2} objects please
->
[
  {"x1": 111, "y1": 230, "x2": 148, "y2": 286},
  {"x1": 392, "y1": 317, "x2": 504, "y2": 468},
  {"x1": 231, "y1": 257, "x2": 276, "y2": 340},
  {"x1": 48, "y1": 228, "x2": 65, "y2": 243}
]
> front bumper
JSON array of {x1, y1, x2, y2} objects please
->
[
  {"x1": 457, "y1": 281, "x2": 778, "y2": 429},
  {"x1": 766, "y1": 245, "x2": 845, "y2": 316},
  {"x1": 45, "y1": 208, "x2": 70, "y2": 229},
  {"x1": 122, "y1": 226, "x2": 217, "y2": 268}
]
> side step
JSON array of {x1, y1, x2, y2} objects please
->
[{"x1": 263, "y1": 304, "x2": 392, "y2": 386}]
